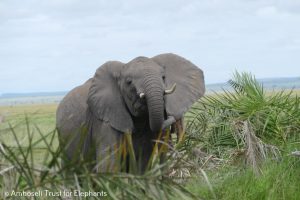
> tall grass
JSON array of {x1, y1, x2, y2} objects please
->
[
  {"x1": 0, "y1": 119, "x2": 197, "y2": 200},
  {"x1": 186, "y1": 155, "x2": 300, "y2": 200},
  {"x1": 1, "y1": 72, "x2": 299, "y2": 199},
  {"x1": 183, "y1": 71, "x2": 300, "y2": 199}
]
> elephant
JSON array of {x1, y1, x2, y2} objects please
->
[{"x1": 56, "y1": 53, "x2": 205, "y2": 173}]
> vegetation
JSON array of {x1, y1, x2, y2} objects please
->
[
  {"x1": 0, "y1": 107, "x2": 195, "y2": 199},
  {"x1": 185, "y1": 156, "x2": 300, "y2": 200},
  {"x1": 184, "y1": 72, "x2": 300, "y2": 199},
  {"x1": 0, "y1": 72, "x2": 299, "y2": 199}
]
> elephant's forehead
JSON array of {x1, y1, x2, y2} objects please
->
[{"x1": 124, "y1": 59, "x2": 164, "y2": 75}]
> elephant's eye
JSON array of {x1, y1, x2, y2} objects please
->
[
  {"x1": 126, "y1": 78, "x2": 132, "y2": 85},
  {"x1": 162, "y1": 75, "x2": 165, "y2": 81}
]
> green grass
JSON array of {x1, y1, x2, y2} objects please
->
[
  {"x1": 185, "y1": 155, "x2": 300, "y2": 200},
  {"x1": 182, "y1": 72, "x2": 300, "y2": 199},
  {"x1": 0, "y1": 104, "x2": 57, "y2": 148},
  {"x1": 0, "y1": 72, "x2": 299, "y2": 200},
  {"x1": 0, "y1": 104, "x2": 196, "y2": 200}
]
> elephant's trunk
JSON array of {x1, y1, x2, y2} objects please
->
[{"x1": 143, "y1": 71, "x2": 164, "y2": 132}]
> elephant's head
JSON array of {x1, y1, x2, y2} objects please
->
[{"x1": 87, "y1": 53, "x2": 205, "y2": 133}]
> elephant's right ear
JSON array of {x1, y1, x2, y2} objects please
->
[{"x1": 87, "y1": 61, "x2": 133, "y2": 133}]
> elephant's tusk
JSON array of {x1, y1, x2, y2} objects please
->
[
  {"x1": 139, "y1": 93, "x2": 145, "y2": 98},
  {"x1": 164, "y1": 83, "x2": 176, "y2": 95}
]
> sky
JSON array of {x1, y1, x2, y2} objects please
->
[{"x1": 0, "y1": 0, "x2": 300, "y2": 94}]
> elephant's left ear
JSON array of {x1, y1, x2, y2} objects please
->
[{"x1": 152, "y1": 53, "x2": 205, "y2": 119}]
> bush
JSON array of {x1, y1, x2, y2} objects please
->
[{"x1": 185, "y1": 72, "x2": 299, "y2": 172}]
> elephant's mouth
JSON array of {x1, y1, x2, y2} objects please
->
[{"x1": 132, "y1": 97, "x2": 147, "y2": 115}]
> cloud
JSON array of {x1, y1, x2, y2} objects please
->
[{"x1": 0, "y1": 0, "x2": 299, "y2": 93}]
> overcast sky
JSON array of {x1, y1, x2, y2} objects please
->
[{"x1": 0, "y1": 0, "x2": 299, "y2": 93}]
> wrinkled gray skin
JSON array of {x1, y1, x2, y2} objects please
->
[{"x1": 56, "y1": 53, "x2": 205, "y2": 173}]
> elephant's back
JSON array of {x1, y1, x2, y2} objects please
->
[{"x1": 56, "y1": 78, "x2": 93, "y2": 135}]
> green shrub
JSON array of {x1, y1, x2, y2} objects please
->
[{"x1": 186, "y1": 72, "x2": 299, "y2": 156}]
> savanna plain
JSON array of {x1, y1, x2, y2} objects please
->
[{"x1": 0, "y1": 73, "x2": 300, "y2": 200}]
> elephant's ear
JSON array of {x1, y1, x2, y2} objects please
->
[
  {"x1": 87, "y1": 61, "x2": 133, "y2": 133},
  {"x1": 152, "y1": 53, "x2": 205, "y2": 119}
]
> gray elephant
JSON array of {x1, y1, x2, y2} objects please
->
[{"x1": 56, "y1": 53, "x2": 205, "y2": 173}]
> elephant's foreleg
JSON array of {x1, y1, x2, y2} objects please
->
[
  {"x1": 91, "y1": 120, "x2": 123, "y2": 173},
  {"x1": 132, "y1": 134, "x2": 153, "y2": 174},
  {"x1": 95, "y1": 142, "x2": 120, "y2": 173}
]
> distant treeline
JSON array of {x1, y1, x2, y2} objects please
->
[
  {"x1": 1, "y1": 77, "x2": 299, "y2": 99},
  {"x1": 0, "y1": 91, "x2": 67, "y2": 98},
  {"x1": 206, "y1": 77, "x2": 300, "y2": 92}
]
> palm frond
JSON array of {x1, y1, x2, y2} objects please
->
[{"x1": 185, "y1": 71, "x2": 299, "y2": 172}]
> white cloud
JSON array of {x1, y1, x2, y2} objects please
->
[{"x1": 0, "y1": 0, "x2": 299, "y2": 93}]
